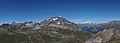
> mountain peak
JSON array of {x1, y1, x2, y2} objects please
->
[
  {"x1": 50, "y1": 16, "x2": 64, "y2": 21},
  {"x1": 40, "y1": 16, "x2": 80, "y2": 30}
]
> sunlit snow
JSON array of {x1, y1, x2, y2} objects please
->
[{"x1": 52, "y1": 18, "x2": 58, "y2": 21}]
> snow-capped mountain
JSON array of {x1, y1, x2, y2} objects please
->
[
  {"x1": 40, "y1": 16, "x2": 81, "y2": 30},
  {"x1": 77, "y1": 23, "x2": 103, "y2": 33}
]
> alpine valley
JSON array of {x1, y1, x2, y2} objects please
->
[{"x1": 0, "y1": 16, "x2": 120, "y2": 43}]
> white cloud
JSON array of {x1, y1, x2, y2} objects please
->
[
  {"x1": 81, "y1": 20, "x2": 92, "y2": 24},
  {"x1": 70, "y1": 19, "x2": 82, "y2": 23}
]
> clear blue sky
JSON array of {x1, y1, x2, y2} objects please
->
[{"x1": 0, "y1": 0, "x2": 120, "y2": 23}]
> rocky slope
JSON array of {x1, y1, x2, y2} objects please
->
[{"x1": 0, "y1": 16, "x2": 91, "y2": 43}]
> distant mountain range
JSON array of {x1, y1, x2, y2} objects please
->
[
  {"x1": 78, "y1": 20, "x2": 120, "y2": 33},
  {"x1": 0, "y1": 16, "x2": 120, "y2": 43}
]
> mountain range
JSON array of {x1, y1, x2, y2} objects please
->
[
  {"x1": 78, "y1": 20, "x2": 120, "y2": 33},
  {"x1": 0, "y1": 16, "x2": 120, "y2": 43}
]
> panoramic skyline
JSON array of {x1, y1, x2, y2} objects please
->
[{"x1": 0, "y1": 0, "x2": 120, "y2": 23}]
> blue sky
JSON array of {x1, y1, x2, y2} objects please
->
[{"x1": 0, "y1": 0, "x2": 120, "y2": 23}]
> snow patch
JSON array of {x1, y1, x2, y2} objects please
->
[
  {"x1": 52, "y1": 18, "x2": 58, "y2": 21},
  {"x1": 57, "y1": 22, "x2": 61, "y2": 24},
  {"x1": 49, "y1": 20, "x2": 53, "y2": 22}
]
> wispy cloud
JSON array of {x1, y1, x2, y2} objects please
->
[
  {"x1": 69, "y1": 19, "x2": 82, "y2": 23},
  {"x1": 70, "y1": 19, "x2": 91, "y2": 24}
]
